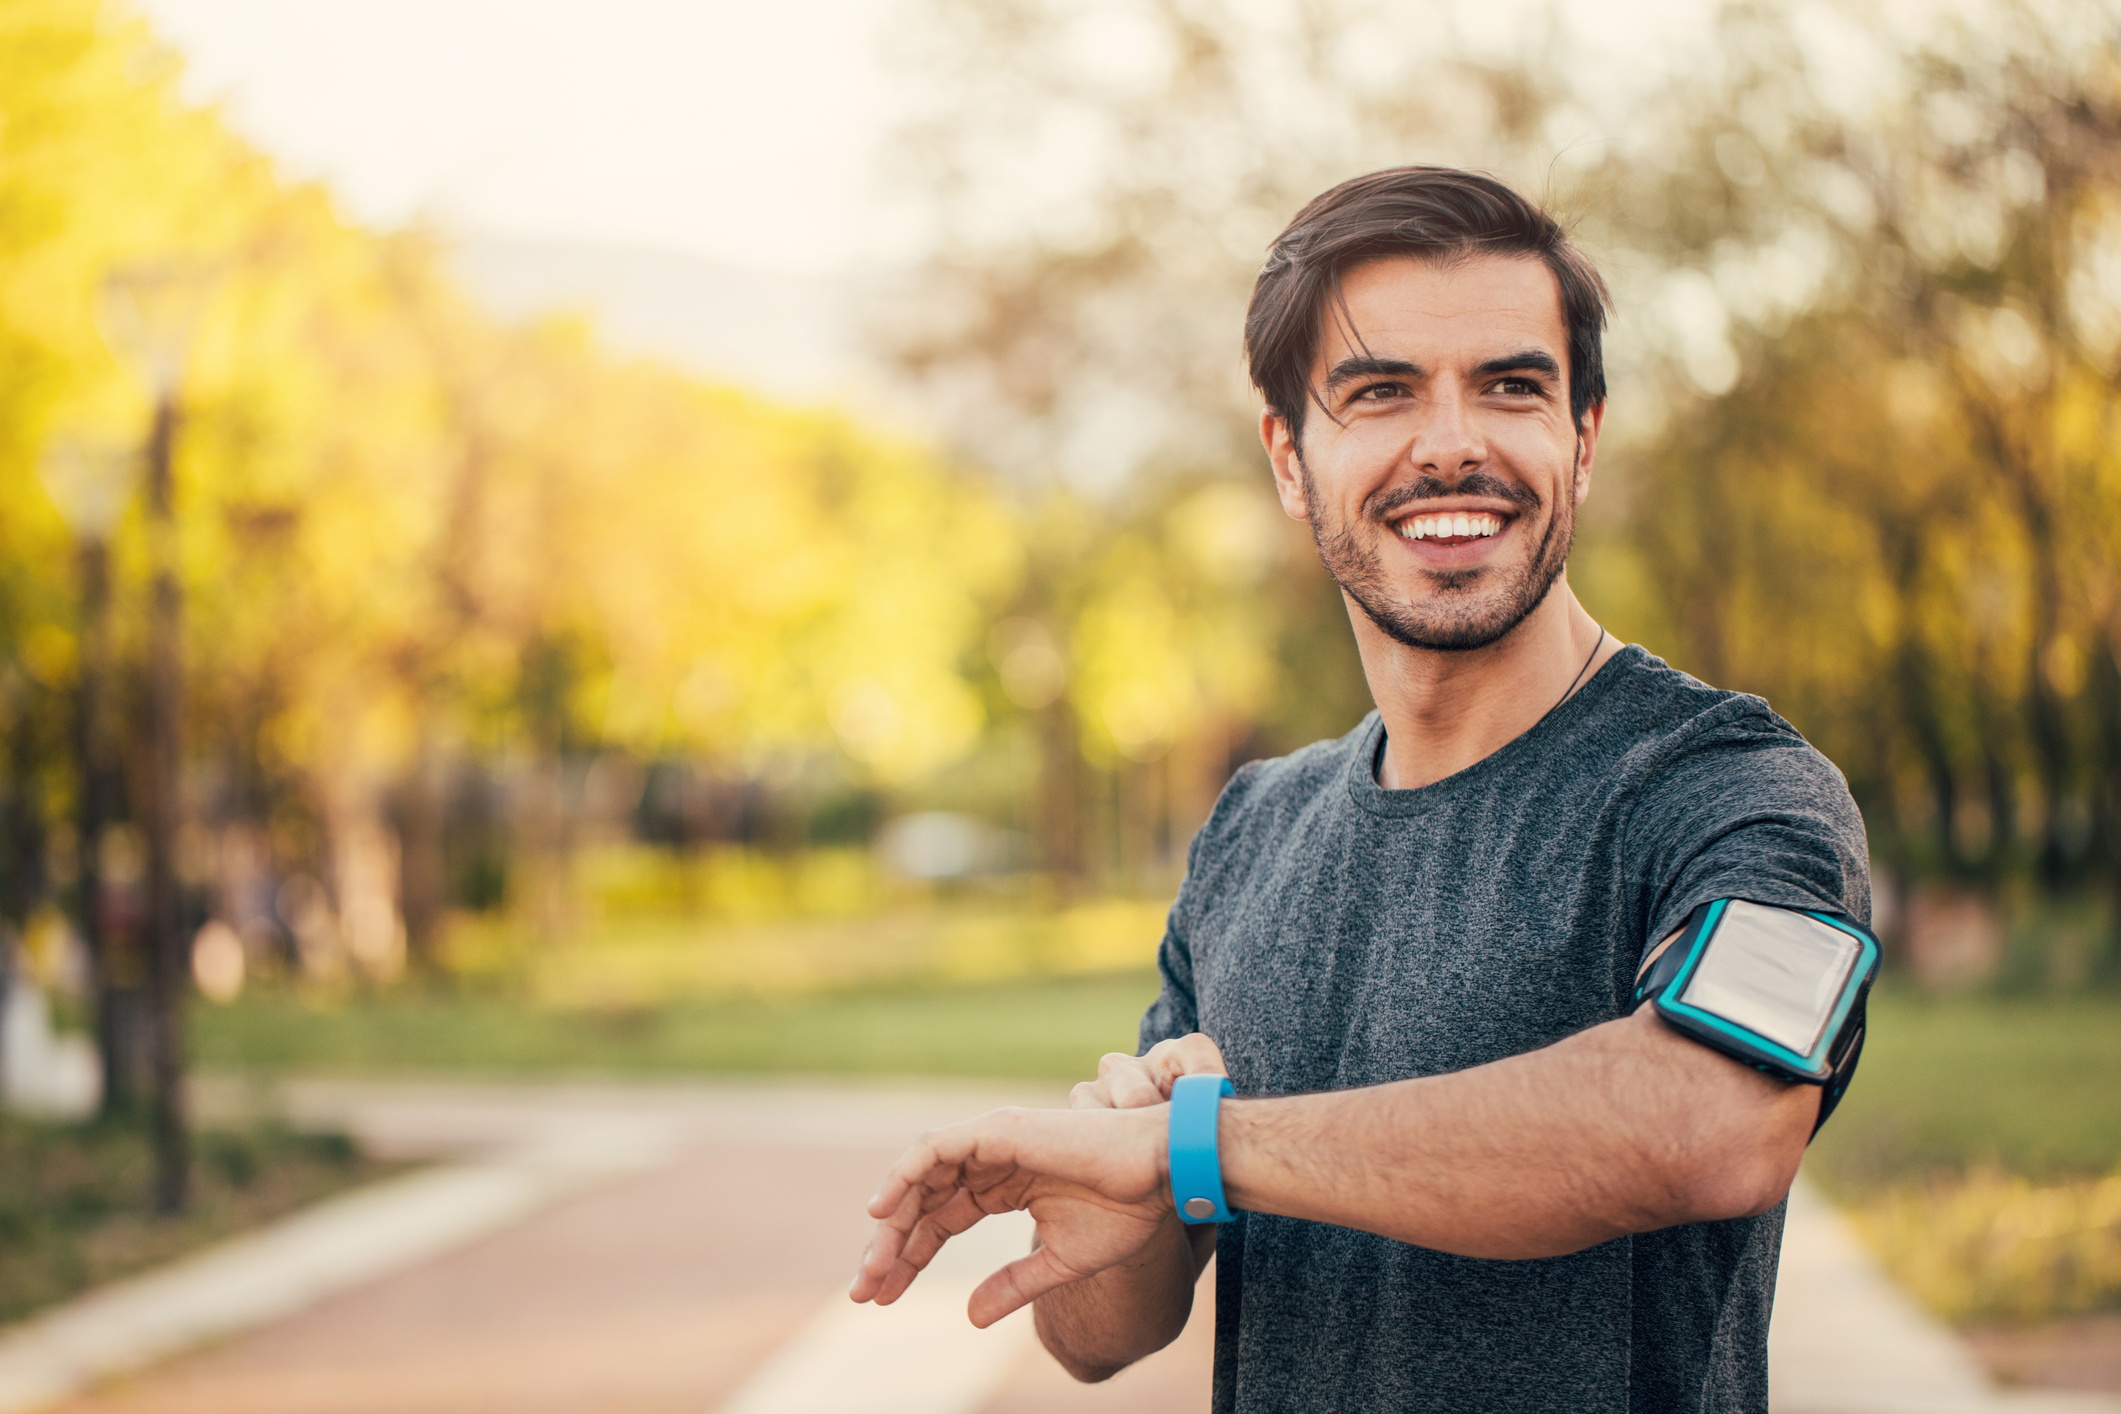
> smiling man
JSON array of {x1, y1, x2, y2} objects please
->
[{"x1": 850, "y1": 167, "x2": 1874, "y2": 1414}]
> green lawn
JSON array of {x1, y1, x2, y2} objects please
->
[
  {"x1": 192, "y1": 970, "x2": 1161, "y2": 1082},
  {"x1": 1806, "y1": 990, "x2": 2121, "y2": 1195},
  {"x1": 197, "y1": 977, "x2": 2121, "y2": 1191},
  {"x1": 1793, "y1": 990, "x2": 2121, "y2": 1325}
]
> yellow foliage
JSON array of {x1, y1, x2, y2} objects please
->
[
  {"x1": 0, "y1": 2, "x2": 1024, "y2": 814},
  {"x1": 1850, "y1": 1169, "x2": 2121, "y2": 1324}
]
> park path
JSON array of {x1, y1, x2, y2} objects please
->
[{"x1": 0, "y1": 1076, "x2": 2108, "y2": 1414}]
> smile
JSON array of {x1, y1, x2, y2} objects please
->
[{"x1": 1396, "y1": 512, "x2": 1505, "y2": 543}]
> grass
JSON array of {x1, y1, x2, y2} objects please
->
[
  {"x1": 194, "y1": 979, "x2": 2121, "y2": 1170},
  {"x1": 1807, "y1": 989, "x2": 2121, "y2": 1191},
  {"x1": 0, "y1": 1116, "x2": 398, "y2": 1324},
  {"x1": 191, "y1": 969, "x2": 1161, "y2": 1080},
  {"x1": 1802, "y1": 988, "x2": 2121, "y2": 1327},
  {"x1": 443, "y1": 894, "x2": 1174, "y2": 1007}
]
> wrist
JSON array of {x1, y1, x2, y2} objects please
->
[{"x1": 1215, "y1": 1097, "x2": 1259, "y2": 1213}]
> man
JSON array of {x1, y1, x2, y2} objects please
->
[{"x1": 849, "y1": 167, "x2": 1871, "y2": 1413}]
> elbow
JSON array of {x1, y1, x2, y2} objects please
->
[
  {"x1": 1035, "y1": 1323, "x2": 1127, "y2": 1384},
  {"x1": 1669, "y1": 1086, "x2": 1817, "y2": 1223},
  {"x1": 1032, "y1": 1303, "x2": 1152, "y2": 1385},
  {"x1": 1052, "y1": 1353, "x2": 1125, "y2": 1385},
  {"x1": 1683, "y1": 1142, "x2": 1802, "y2": 1222}
]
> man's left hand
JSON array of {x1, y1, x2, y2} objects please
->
[{"x1": 848, "y1": 1104, "x2": 1173, "y2": 1328}]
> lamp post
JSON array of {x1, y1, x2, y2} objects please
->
[
  {"x1": 99, "y1": 259, "x2": 210, "y2": 1215},
  {"x1": 38, "y1": 435, "x2": 137, "y2": 1118}
]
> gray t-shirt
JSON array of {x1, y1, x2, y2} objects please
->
[{"x1": 1138, "y1": 645, "x2": 1870, "y2": 1414}]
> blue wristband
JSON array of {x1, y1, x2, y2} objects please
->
[{"x1": 1168, "y1": 1073, "x2": 1236, "y2": 1224}]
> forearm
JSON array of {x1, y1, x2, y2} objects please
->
[
  {"x1": 1220, "y1": 1008, "x2": 1819, "y2": 1259},
  {"x1": 1032, "y1": 1215, "x2": 1211, "y2": 1381}
]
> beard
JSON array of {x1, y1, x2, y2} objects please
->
[{"x1": 1301, "y1": 454, "x2": 1575, "y2": 652}]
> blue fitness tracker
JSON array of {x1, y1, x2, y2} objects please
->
[
  {"x1": 1168, "y1": 1073, "x2": 1236, "y2": 1224},
  {"x1": 1632, "y1": 898, "x2": 1879, "y2": 1134}
]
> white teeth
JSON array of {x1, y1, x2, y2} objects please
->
[{"x1": 1400, "y1": 512, "x2": 1505, "y2": 541}]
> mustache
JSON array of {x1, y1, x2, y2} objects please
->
[{"x1": 1367, "y1": 473, "x2": 1542, "y2": 522}]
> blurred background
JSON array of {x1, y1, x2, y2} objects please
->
[{"x1": 0, "y1": 0, "x2": 2118, "y2": 1399}]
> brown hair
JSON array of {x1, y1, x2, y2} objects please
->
[{"x1": 1244, "y1": 167, "x2": 1610, "y2": 441}]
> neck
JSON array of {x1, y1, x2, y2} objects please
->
[{"x1": 1353, "y1": 575, "x2": 1613, "y2": 791}]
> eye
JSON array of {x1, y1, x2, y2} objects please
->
[
  {"x1": 1495, "y1": 377, "x2": 1543, "y2": 396},
  {"x1": 1352, "y1": 381, "x2": 1409, "y2": 402}
]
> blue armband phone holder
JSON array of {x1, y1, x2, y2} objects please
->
[
  {"x1": 1632, "y1": 898, "x2": 1880, "y2": 1136},
  {"x1": 1168, "y1": 1073, "x2": 1236, "y2": 1224}
]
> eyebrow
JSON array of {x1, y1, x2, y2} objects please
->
[
  {"x1": 1320, "y1": 348, "x2": 1563, "y2": 397},
  {"x1": 1321, "y1": 356, "x2": 1423, "y2": 393},
  {"x1": 1473, "y1": 349, "x2": 1563, "y2": 380}
]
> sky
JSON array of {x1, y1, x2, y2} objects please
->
[
  {"x1": 131, "y1": 0, "x2": 1747, "y2": 282},
  {"x1": 131, "y1": 0, "x2": 910, "y2": 277}
]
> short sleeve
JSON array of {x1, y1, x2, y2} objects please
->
[
  {"x1": 1137, "y1": 827, "x2": 1208, "y2": 1054},
  {"x1": 1626, "y1": 710, "x2": 1872, "y2": 962}
]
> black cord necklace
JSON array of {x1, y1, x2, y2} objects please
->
[
  {"x1": 1553, "y1": 626, "x2": 1607, "y2": 715},
  {"x1": 1376, "y1": 627, "x2": 1610, "y2": 789}
]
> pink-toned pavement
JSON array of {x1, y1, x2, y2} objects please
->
[
  {"x1": 43, "y1": 1140, "x2": 1209, "y2": 1414},
  {"x1": 37, "y1": 1080, "x2": 1210, "y2": 1414}
]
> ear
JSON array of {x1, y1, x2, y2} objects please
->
[
  {"x1": 1572, "y1": 401, "x2": 1606, "y2": 507},
  {"x1": 1261, "y1": 408, "x2": 1311, "y2": 521}
]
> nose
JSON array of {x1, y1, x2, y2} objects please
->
[{"x1": 1404, "y1": 382, "x2": 1485, "y2": 477}]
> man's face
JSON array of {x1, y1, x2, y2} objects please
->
[{"x1": 1262, "y1": 253, "x2": 1602, "y2": 652}]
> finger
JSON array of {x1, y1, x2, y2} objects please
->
[
  {"x1": 965, "y1": 1244, "x2": 1096, "y2": 1328},
  {"x1": 1096, "y1": 1052, "x2": 1164, "y2": 1110},
  {"x1": 873, "y1": 1194, "x2": 991, "y2": 1306},
  {"x1": 1145, "y1": 1033, "x2": 1228, "y2": 1096},
  {"x1": 852, "y1": 1176, "x2": 936, "y2": 1292},
  {"x1": 868, "y1": 1129, "x2": 965, "y2": 1219},
  {"x1": 850, "y1": 1184, "x2": 928, "y2": 1302},
  {"x1": 1069, "y1": 1079, "x2": 1114, "y2": 1110},
  {"x1": 892, "y1": 1187, "x2": 987, "y2": 1280}
]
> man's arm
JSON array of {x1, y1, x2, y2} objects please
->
[
  {"x1": 851, "y1": 1004, "x2": 1818, "y2": 1326},
  {"x1": 1219, "y1": 1004, "x2": 1816, "y2": 1259}
]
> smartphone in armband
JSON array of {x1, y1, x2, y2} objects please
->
[{"x1": 1631, "y1": 898, "x2": 1880, "y2": 1136}]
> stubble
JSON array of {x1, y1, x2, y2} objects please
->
[{"x1": 1299, "y1": 454, "x2": 1576, "y2": 652}]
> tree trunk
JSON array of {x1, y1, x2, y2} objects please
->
[
  {"x1": 142, "y1": 391, "x2": 188, "y2": 1215},
  {"x1": 397, "y1": 733, "x2": 447, "y2": 977}
]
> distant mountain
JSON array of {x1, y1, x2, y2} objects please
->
[{"x1": 448, "y1": 237, "x2": 877, "y2": 404}]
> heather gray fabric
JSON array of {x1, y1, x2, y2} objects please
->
[{"x1": 1138, "y1": 645, "x2": 1871, "y2": 1414}]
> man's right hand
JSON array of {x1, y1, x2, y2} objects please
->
[
  {"x1": 1027, "y1": 1033, "x2": 1226, "y2": 1380},
  {"x1": 1071, "y1": 1033, "x2": 1230, "y2": 1111}
]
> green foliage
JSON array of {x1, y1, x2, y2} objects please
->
[
  {"x1": 1574, "y1": 3, "x2": 2121, "y2": 894},
  {"x1": 888, "y1": 0, "x2": 2121, "y2": 919}
]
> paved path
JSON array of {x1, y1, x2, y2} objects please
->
[{"x1": 0, "y1": 1077, "x2": 2106, "y2": 1414}]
